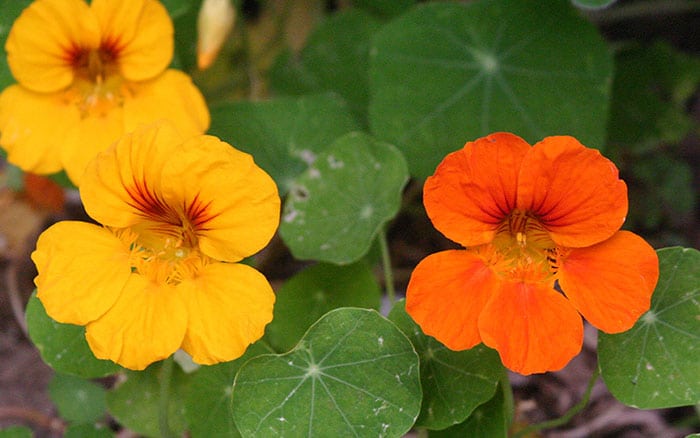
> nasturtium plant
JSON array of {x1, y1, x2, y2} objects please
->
[
  {"x1": 231, "y1": 308, "x2": 421, "y2": 437},
  {"x1": 106, "y1": 362, "x2": 191, "y2": 437},
  {"x1": 369, "y1": 0, "x2": 613, "y2": 178},
  {"x1": 265, "y1": 262, "x2": 382, "y2": 352},
  {"x1": 388, "y1": 300, "x2": 503, "y2": 430},
  {"x1": 184, "y1": 342, "x2": 275, "y2": 438},
  {"x1": 270, "y1": 9, "x2": 381, "y2": 124},
  {"x1": 429, "y1": 386, "x2": 509, "y2": 438},
  {"x1": 280, "y1": 131, "x2": 409, "y2": 264},
  {"x1": 48, "y1": 373, "x2": 107, "y2": 425},
  {"x1": 208, "y1": 94, "x2": 359, "y2": 195},
  {"x1": 0, "y1": 0, "x2": 31, "y2": 89},
  {"x1": 599, "y1": 247, "x2": 700, "y2": 409},
  {"x1": 25, "y1": 293, "x2": 121, "y2": 378},
  {"x1": 0, "y1": 427, "x2": 32, "y2": 438}
]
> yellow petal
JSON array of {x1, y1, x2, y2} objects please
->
[
  {"x1": 161, "y1": 135, "x2": 280, "y2": 262},
  {"x1": 61, "y1": 106, "x2": 125, "y2": 186},
  {"x1": 123, "y1": 70, "x2": 210, "y2": 137},
  {"x1": 85, "y1": 275, "x2": 188, "y2": 370},
  {"x1": 0, "y1": 85, "x2": 79, "y2": 174},
  {"x1": 91, "y1": 0, "x2": 173, "y2": 81},
  {"x1": 80, "y1": 121, "x2": 184, "y2": 227},
  {"x1": 32, "y1": 221, "x2": 131, "y2": 325},
  {"x1": 179, "y1": 262, "x2": 274, "y2": 364},
  {"x1": 6, "y1": 0, "x2": 100, "y2": 92}
]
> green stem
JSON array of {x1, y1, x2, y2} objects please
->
[
  {"x1": 500, "y1": 367, "x2": 515, "y2": 425},
  {"x1": 513, "y1": 366, "x2": 601, "y2": 438},
  {"x1": 378, "y1": 227, "x2": 396, "y2": 304},
  {"x1": 158, "y1": 356, "x2": 176, "y2": 438}
]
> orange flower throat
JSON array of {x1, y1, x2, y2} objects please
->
[{"x1": 487, "y1": 210, "x2": 559, "y2": 283}]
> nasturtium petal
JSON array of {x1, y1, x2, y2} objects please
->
[
  {"x1": 517, "y1": 136, "x2": 627, "y2": 248},
  {"x1": 232, "y1": 308, "x2": 421, "y2": 437},
  {"x1": 423, "y1": 132, "x2": 529, "y2": 247},
  {"x1": 160, "y1": 135, "x2": 280, "y2": 262},
  {"x1": 0, "y1": 85, "x2": 78, "y2": 174},
  {"x1": 270, "y1": 10, "x2": 381, "y2": 124},
  {"x1": 598, "y1": 247, "x2": 700, "y2": 409},
  {"x1": 0, "y1": 0, "x2": 32, "y2": 89},
  {"x1": 33, "y1": 221, "x2": 131, "y2": 326},
  {"x1": 85, "y1": 276, "x2": 187, "y2": 371},
  {"x1": 123, "y1": 69, "x2": 210, "y2": 137},
  {"x1": 559, "y1": 231, "x2": 658, "y2": 333},
  {"x1": 185, "y1": 341, "x2": 274, "y2": 438},
  {"x1": 369, "y1": 0, "x2": 613, "y2": 178},
  {"x1": 79, "y1": 121, "x2": 183, "y2": 228},
  {"x1": 478, "y1": 281, "x2": 583, "y2": 375},
  {"x1": 25, "y1": 292, "x2": 121, "y2": 378},
  {"x1": 5, "y1": 0, "x2": 100, "y2": 93},
  {"x1": 107, "y1": 362, "x2": 190, "y2": 437},
  {"x1": 179, "y1": 263, "x2": 275, "y2": 365},
  {"x1": 265, "y1": 262, "x2": 382, "y2": 352},
  {"x1": 280, "y1": 132, "x2": 408, "y2": 264},
  {"x1": 208, "y1": 94, "x2": 359, "y2": 195},
  {"x1": 91, "y1": 0, "x2": 174, "y2": 81},
  {"x1": 61, "y1": 105, "x2": 125, "y2": 185},
  {"x1": 389, "y1": 300, "x2": 502, "y2": 430},
  {"x1": 406, "y1": 250, "x2": 497, "y2": 351}
]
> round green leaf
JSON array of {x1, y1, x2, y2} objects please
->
[
  {"x1": 48, "y1": 373, "x2": 107, "y2": 425},
  {"x1": 571, "y1": 0, "x2": 617, "y2": 9},
  {"x1": 265, "y1": 262, "x2": 382, "y2": 352},
  {"x1": 369, "y1": 0, "x2": 613, "y2": 178},
  {"x1": 599, "y1": 247, "x2": 700, "y2": 409},
  {"x1": 63, "y1": 423, "x2": 113, "y2": 438},
  {"x1": 208, "y1": 94, "x2": 359, "y2": 195},
  {"x1": 279, "y1": 132, "x2": 409, "y2": 264},
  {"x1": 0, "y1": 427, "x2": 32, "y2": 438},
  {"x1": 25, "y1": 292, "x2": 121, "y2": 378},
  {"x1": 232, "y1": 308, "x2": 421, "y2": 437},
  {"x1": 107, "y1": 362, "x2": 190, "y2": 437},
  {"x1": 429, "y1": 385, "x2": 508, "y2": 438},
  {"x1": 388, "y1": 300, "x2": 502, "y2": 429},
  {"x1": 351, "y1": 0, "x2": 416, "y2": 18},
  {"x1": 185, "y1": 342, "x2": 275, "y2": 438},
  {"x1": 270, "y1": 10, "x2": 381, "y2": 124}
]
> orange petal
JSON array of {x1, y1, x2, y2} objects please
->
[
  {"x1": 0, "y1": 85, "x2": 79, "y2": 174},
  {"x1": 79, "y1": 121, "x2": 183, "y2": 227},
  {"x1": 5, "y1": 0, "x2": 100, "y2": 92},
  {"x1": 123, "y1": 70, "x2": 210, "y2": 137},
  {"x1": 85, "y1": 275, "x2": 187, "y2": 370},
  {"x1": 478, "y1": 280, "x2": 583, "y2": 375},
  {"x1": 179, "y1": 263, "x2": 275, "y2": 364},
  {"x1": 60, "y1": 106, "x2": 125, "y2": 186},
  {"x1": 32, "y1": 221, "x2": 130, "y2": 325},
  {"x1": 424, "y1": 132, "x2": 530, "y2": 247},
  {"x1": 516, "y1": 136, "x2": 628, "y2": 248},
  {"x1": 406, "y1": 250, "x2": 498, "y2": 350},
  {"x1": 91, "y1": 0, "x2": 173, "y2": 81},
  {"x1": 557, "y1": 230, "x2": 659, "y2": 333},
  {"x1": 160, "y1": 135, "x2": 280, "y2": 262}
]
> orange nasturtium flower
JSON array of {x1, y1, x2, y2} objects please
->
[
  {"x1": 31, "y1": 122, "x2": 280, "y2": 370},
  {"x1": 406, "y1": 132, "x2": 659, "y2": 375},
  {"x1": 0, "y1": 0, "x2": 209, "y2": 185}
]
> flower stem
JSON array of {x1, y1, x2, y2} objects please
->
[
  {"x1": 500, "y1": 367, "x2": 515, "y2": 425},
  {"x1": 513, "y1": 366, "x2": 601, "y2": 438},
  {"x1": 378, "y1": 227, "x2": 396, "y2": 304},
  {"x1": 158, "y1": 356, "x2": 176, "y2": 438}
]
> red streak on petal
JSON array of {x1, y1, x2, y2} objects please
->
[{"x1": 184, "y1": 194, "x2": 219, "y2": 232}]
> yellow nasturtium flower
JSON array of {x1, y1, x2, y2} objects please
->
[
  {"x1": 32, "y1": 122, "x2": 280, "y2": 370},
  {"x1": 0, "y1": 0, "x2": 209, "y2": 185}
]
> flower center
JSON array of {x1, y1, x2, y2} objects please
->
[
  {"x1": 487, "y1": 210, "x2": 557, "y2": 281},
  {"x1": 117, "y1": 226, "x2": 209, "y2": 286},
  {"x1": 65, "y1": 47, "x2": 129, "y2": 119}
]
